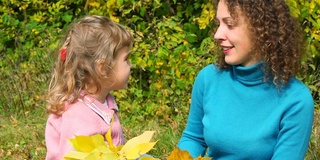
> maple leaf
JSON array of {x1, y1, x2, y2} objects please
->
[
  {"x1": 68, "y1": 134, "x2": 106, "y2": 152},
  {"x1": 167, "y1": 148, "x2": 211, "y2": 160},
  {"x1": 118, "y1": 131, "x2": 158, "y2": 159},
  {"x1": 195, "y1": 156, "x2": 212, "y2": 160},
  {"x1": 167, "y1": 148, "x2": 193, "y2": 160}
]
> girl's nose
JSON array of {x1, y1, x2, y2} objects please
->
[{"x1": 128, "y1": 61, "x2": 132, "y2": 68}]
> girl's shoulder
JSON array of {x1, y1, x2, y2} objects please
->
[
  {"x1": 60, "y1": 100, "x2": 92, "y2": 119},
  {"x1": 46, "y1": 101, "x2": 87, "y2": 122}
]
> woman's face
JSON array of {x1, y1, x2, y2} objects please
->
[{"x1": 214, "y1": 0, "x2": 259, "y2": 67}]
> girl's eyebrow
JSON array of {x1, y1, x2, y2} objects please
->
[{"x1": 124, "y1": 52, "x2": 130, "y2": 59}]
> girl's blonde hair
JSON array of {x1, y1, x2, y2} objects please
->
[{"x1": 46, "y1": 15, "x2": 132, "y2": 115}]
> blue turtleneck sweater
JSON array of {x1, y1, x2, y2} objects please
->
[{"x1": 178, "y1": 63, "x2": 314, "y2": 160}]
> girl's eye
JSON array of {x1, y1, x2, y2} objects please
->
[{"x1": 125, "y1": 54, "x2": 130, "y2": 61}]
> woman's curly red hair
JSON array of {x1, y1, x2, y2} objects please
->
[{"x1": 214, "y1": 0, "x2": 305, "y2": 88}]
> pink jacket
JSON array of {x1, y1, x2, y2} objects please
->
[{"x1": 45, "y1": 94, "x2": 125, "y2": 160}]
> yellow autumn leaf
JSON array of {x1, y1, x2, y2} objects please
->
[
  {"x1": 69, "y1": 138, "x2": 81, "y2": 151},
  {"x1": 167, "y1": 148, "x2": 211, "y2": 160},
  {"x1": 140, "y1": 157, "x2": 159, "y2": 160},
  {"x1": 118, "y1": 131, "x2": 157, "y2": 159},
  {"x1": 122, "y1": 141, "x2": 158, "y2": 159},
  {"x1": 64, "y1": 146, "x2": 117, "y2": 160},
  {"x1": 92, "y1": 134, "x2": 107, "y2": 147},
  {"x1": 71, "y1": 135, "x2": 96, "y2": 152},
  {"x1": 63, "y1": 151, "x2": 89, "y2": 160},
  {"x1": 100, "y1": 154, "x2": 118, "y2": 160},
  {"x1": 81, "y1": 150, "x2": 102, "y2": 160},
  {"x1": 173, "y1": 26, "x2": 183, "y2": 32},
  {"x1": 167, "y1": 148, "x2": 193, "y2": 160},
  {"x1": 195, "y1": 156, "x2": 212, "y2": 160},
  {"x1": 95, "y1": 146, "x2": 117, "y2": 159},
  {"x1": 176, "y1": 70, "x2": 181, "y2": 78},
  {"x1": 106, "y1": 115, "x2": 118, "y2": 152},
  {"x1": 109, "y1": 14, "x2": 120, "y2": 23},
  {"x1": 121, "y1": 131, "x2": 155, "y2": 152},
  {"x1": 66, "y1": 132, "x2": 111, "y2": 159},
  {"x1": 88, "y1": 2, "x2": 100, "y2": 7},
  {"x1": 69, "y1": 134, "x2": 106, "y2": 152},
  {"x1": 107, "y1": 0, "x2": 117, "y2": 8}
]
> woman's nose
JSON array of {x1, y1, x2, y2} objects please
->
[{"x1": 213, "y1": 26, "x2": 225, "y2": 41}]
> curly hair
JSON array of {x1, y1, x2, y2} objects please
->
[
  {"x1": 214, "y1": 0, "x2": 305, "y2": 88},
  {"x1": 46, "y1": 15, "x2": 132, "y2": 115}
]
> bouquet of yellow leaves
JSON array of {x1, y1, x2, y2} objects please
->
[
  {"x1": 63, "y1": 116, "x2": 211, "y2": 160},
  {"x1": 63, "y1": 116, "x2": 159, "y2": 160}
]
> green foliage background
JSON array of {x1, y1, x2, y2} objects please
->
[{"x1": 0, "y1": 0, "x2": 319, "y2": 159}]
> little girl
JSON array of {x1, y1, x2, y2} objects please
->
[{"x1": 45, "y1": 15, "x2": 133, "y2": 160}]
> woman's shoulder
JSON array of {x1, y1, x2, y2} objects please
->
[
  {"x1": 284, "y1": 77, "x2": 314, "y2": 104},
  {"x1": 201, "y1": 64, "x2": 218, "y2": 71},
  {"x1": 198, "y1": 64, "x2": 216, "y2": 76},
  {"x1": 287, "y1": 77, "x2": 312, "y2": 93},
  {"x1": 192, "y1": 64, "x2": 231, "y2": 88},
  {"x1": 197, "y1": 64, "x2": 229, "y2": 78}
]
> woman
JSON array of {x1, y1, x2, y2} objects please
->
[{"x1": 178, "y1": 0, "x2": 314, "y2": 159}]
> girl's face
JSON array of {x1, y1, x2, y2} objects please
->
[
  {"x1": 108, "y1": 46, "x2": 132, "y2": 90},
  {"x1": 214, "y1": 0, "x2": 259, "y2": 67}
]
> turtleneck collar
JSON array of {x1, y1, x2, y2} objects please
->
[{"x1": 232, "y1": 61, "x2": 265, "y2": 85}]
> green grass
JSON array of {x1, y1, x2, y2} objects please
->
[
  {"x1": 0, "y1": 108, "x2": 47, "y2": 159},
  {"x1": 120, "y1": 113, "x2": 186, "y2": 159},
  {"x1": 305, "y1": 109, "x2": 320, "y2": 160},
  {"x1": 0, "y1": 108, "x2": 319, "y2": 160}
]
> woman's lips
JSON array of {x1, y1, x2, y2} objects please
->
[{"x1": 222, "y1": 46, "x2": 234, "y2": 54}]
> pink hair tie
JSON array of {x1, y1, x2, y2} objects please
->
[{"x1": 60, "y1": 49, "x2": 67, "y2": 61}]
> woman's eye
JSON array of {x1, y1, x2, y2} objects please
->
[
  {"x1": 214, "y1": 19, "x2": 220, "y2": 26},
  {"x1": 224, "y1": 18, "x2": 237, "y2": 29},
  {"x1": 227, "y1": 24, "x2": 234, "y2": 29}
]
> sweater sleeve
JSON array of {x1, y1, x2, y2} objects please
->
[
  {"x1": 178, "y1": 66, "x2": 209, "y2": 158},
  {"x1": 45, "y1": 113, "x2": 83, "y2": 160},
  {"x1": 272, "y1": 86, "x2": 314, "y2": 160},
  {"x1": 45, "y1": 115, "x2": 66, "y2": 160}
]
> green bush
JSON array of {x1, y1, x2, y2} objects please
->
[
  {"x1": 0, "y1": 0, "x2": 319, "y2": 121},
  {"x1": 286, "y1": 0, "x2": 320, "y2": 109},
  {"x1": 0, "y1": 0, "x2": 320, "y2": 159},
  {"x1": 0, "y1": 0, "x2": 217, "y2": 120}
]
